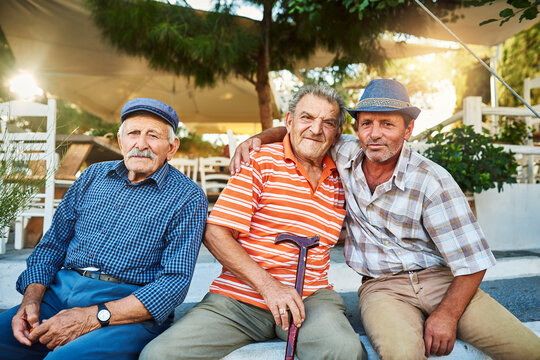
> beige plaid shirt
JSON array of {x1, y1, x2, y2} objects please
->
[{"x1": 331, "y1": 135, "x2": 496, "y2": 277}]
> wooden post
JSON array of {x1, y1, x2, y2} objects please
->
[
  {"x1": 524, "y1": 77, "x2": 535, "y2": 183},
  {"x1": 463, "y1": 96, "x2": 483, "y2": 134}
]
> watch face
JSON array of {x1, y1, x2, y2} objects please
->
[{"x1": 97, "y1": 309, "x2": 110, "y2": 322}]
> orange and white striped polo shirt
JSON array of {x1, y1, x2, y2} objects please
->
[{"x1": 207, "y1": 135, "x2": 346, "y2": 310}]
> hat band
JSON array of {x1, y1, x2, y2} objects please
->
[{"x1": 356, "y1": 97, "x2": 411, "y2": 109}]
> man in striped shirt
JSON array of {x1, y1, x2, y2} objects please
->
[
  {"x1": 229, "y1": 79, "x2": 540, "y2": 359},
  {"x1": 141, "y1": 86, "x2": 364, "y2": 360}
]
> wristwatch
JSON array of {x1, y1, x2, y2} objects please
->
[{"x1": 96, "y1": 303, "x2": 111, "y2": 327}]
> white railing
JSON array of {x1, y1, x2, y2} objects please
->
[{"x1": 410, "y1": 96, "x2": 540, "y2": 184}]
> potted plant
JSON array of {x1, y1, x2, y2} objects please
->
[{"x1": 422, "y1": 125, "x2": 519, "y2": 213}]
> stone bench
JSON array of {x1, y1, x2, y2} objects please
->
[
  {"x1": 223, "y1": 337, "x2": 489, "y2": 360},
  {"x1": 174, "y1": 298, "x2": 540, "y2": 360}
]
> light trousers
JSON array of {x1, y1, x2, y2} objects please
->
[
  {"x1": 0, "y1": 270, "x2": 171, "y2": 360},
  {"x1": 358, "y1": 267, "x2": 540, "y2": 360},
  {"x1": 140, "y1": 289, "x2": 365, "y2": 360}
]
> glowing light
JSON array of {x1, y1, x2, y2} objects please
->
[{"x1": 9, "y1": 72, "x2": 43, "y2": 99}]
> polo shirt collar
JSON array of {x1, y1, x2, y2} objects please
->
[
  {"x1": 109, "y1": 160, "x2": 169, "y2": 189},
  {"x1": 283, "y1": 134, "x2": 338, "y2": 175}
]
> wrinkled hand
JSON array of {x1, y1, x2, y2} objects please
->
[
  {"x1": 424, "y1": 309, "x2": 458, "y2": 356},
  {"x1": 12, "y1": 299, "x2": 41, "y2": 346},
  {"x1": 229, "y1": 137, "x2": 262, "y2": 174},
  {"x1": 29, "y1": 307, "x2": 99, "y2": 350},
  {"x1": 260, "y1": 278, "x2": 305, "y2": 331}
]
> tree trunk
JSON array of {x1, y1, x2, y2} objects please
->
[
  {"x1": 256, "y1": 65, "x2": 273, "y2": 130},
  {"x1": 256, "y1": 1, "x2": 273, "y2": 130}
]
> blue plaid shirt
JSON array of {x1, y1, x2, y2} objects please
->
[{"x1": 16, "y1": 161, "x2": 207, "y2": 323}]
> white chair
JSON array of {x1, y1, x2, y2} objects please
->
[
  {"x1": 227, "y1": 129, "x2": 237, "y2": 160},
  {"x1": 0, "y1": 99, "x2": 56, "y2": 252},
  {"x1": 169, "y1": 157, "x2": 198, "y2": 181},
  {"x1": 0, "y1": 226, "x2": 9, "y2": 254},
  {"x1": 198, "y1": 156, "x2": 230, "y2": 211}
]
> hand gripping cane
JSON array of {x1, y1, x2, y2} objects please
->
[{"x1": 274, "y1": 234, "x2": 320, "y2": 360}]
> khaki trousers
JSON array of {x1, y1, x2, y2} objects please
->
[
  {"x1": 358, "y1": 267, "x2": 540, "y2": 360},
  {"x1": 140, "y1": 289, "x2": 365, "y2": 360}
]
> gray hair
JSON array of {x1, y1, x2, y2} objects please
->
[
  {"x1": 118, "y1": 121, "x2": 177, "y2": 144},
  {"x1": 288, "y1": 85, "x2": 346, "y2": 128}
]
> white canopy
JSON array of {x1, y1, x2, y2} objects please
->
[{"x1": 1, "y1": 0, "x2": 536, "y2": 133}]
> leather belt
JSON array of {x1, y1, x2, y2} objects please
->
[
  {"x1": 361, "y1": 275, "x2": 374, "y2": 283},
  {"x1": 72, "y1": 269, "x2": 123, "y2": 284}
]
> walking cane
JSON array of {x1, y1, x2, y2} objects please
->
[{"x1": 274, "y1": 234, "x2": 320, "y2": 360}]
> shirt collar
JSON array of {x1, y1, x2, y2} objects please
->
[
  {"x1": 108, "y1": 160, "x2": 169, "y2": 189},
  {"x1": 344, "y1": 140, "x2": 410, "y2": 192},
  {"x1": 392, "y1": 141, "x2": 410, "y2": 191}
]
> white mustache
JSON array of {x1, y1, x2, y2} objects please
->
[{"x1": 127, "y1": 148, "x2": 157, "y2": 160}]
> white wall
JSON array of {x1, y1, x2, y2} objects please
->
[{"x1": 475, "y1": 184, "x2": 540, "y2": 251}]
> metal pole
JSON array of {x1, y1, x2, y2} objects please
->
[{"x1": 414, "y1": 0, "x2": 540, "y2": 120}]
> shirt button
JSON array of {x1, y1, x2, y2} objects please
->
[
  {"x1": 89, "y1": 253, "x2": 93, "y2": 258},
  {"x1": 114, "y1": 204, "x2": 119, "y2": 210},
  {"x1": 102, "y1": 229, "x2": 106, "y2": 234}
]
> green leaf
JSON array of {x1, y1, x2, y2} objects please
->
[
  {"x1": 521, "y1": 7, "x2": 539, "y2": 21},
  {"x1": 499, "y1": 8, "x2": 515, "y2": 17},
  {"x1": 479, "y1": 18, "x2": 498, "y2": 26},
  {"x1": 509, "y1": 0, "x2": 531, "y2": 9}
]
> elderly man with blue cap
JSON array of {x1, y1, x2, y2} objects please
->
[
  {"x1": 0, "y1": 98, "x2": 207, "y2": 359},
  {"x1": 231, "y1": 79, "x2": 540, "y2": 359}
]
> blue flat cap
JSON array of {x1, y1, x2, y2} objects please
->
[
  {"x1": 121, "y1": 98, "x2": 179, "y2": 133},
  {"x1": 346, "y1": 79, "x2": 421, "y2": 120}
]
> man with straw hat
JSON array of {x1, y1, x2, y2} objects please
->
[{"x1": 231, "y1": 79, "x2": 540, "y2": 359}]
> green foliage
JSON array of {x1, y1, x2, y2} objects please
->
[
  {"x1": 0, "y1": 137, "x2": 47, "y2": 230},
  {"x1": 0, "y1": 27, "x2": 16, "y2": 102},
  {"x1": 177, "y1": 126, "x2": 222, "y2": 157},
  {"x1": 498, "y1": 22, "x2": 540, "y2": 108},
  {"x1": 494, "y1": 117, "x2": 531, "y2": 144},
  {"x1": 55, "y1": 99, "x2": 118, "y2": 136},
  {"x1": 453, "y1": 56, "x2": 492, "y2": 110},
  {"x1": 85, "y1": 0, "x2": 408, "y2": 82},
  {"x1": 466, "y1": 0, "x2": 539, "y2": 26},
  {"x1": 423, "y1": 125, "x2": 518, "y2": 193},
  {"x1": 86, "y1": 0, "x2": 256, "y2": 87}
]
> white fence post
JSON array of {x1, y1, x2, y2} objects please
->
[{"x1": 463, "y1": 96, "x2": 483, "y2": 133}]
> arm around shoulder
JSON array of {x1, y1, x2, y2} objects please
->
[{"x1": 230, "y1": 126, "x2": 288, "y2": 174}]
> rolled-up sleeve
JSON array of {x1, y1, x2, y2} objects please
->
[
  {"x1": 133, "y1": 188, "x2": 207, "y2": 323},
  {"x1": 422, "y1": 175, "x2": 496, "y2": 276}
]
